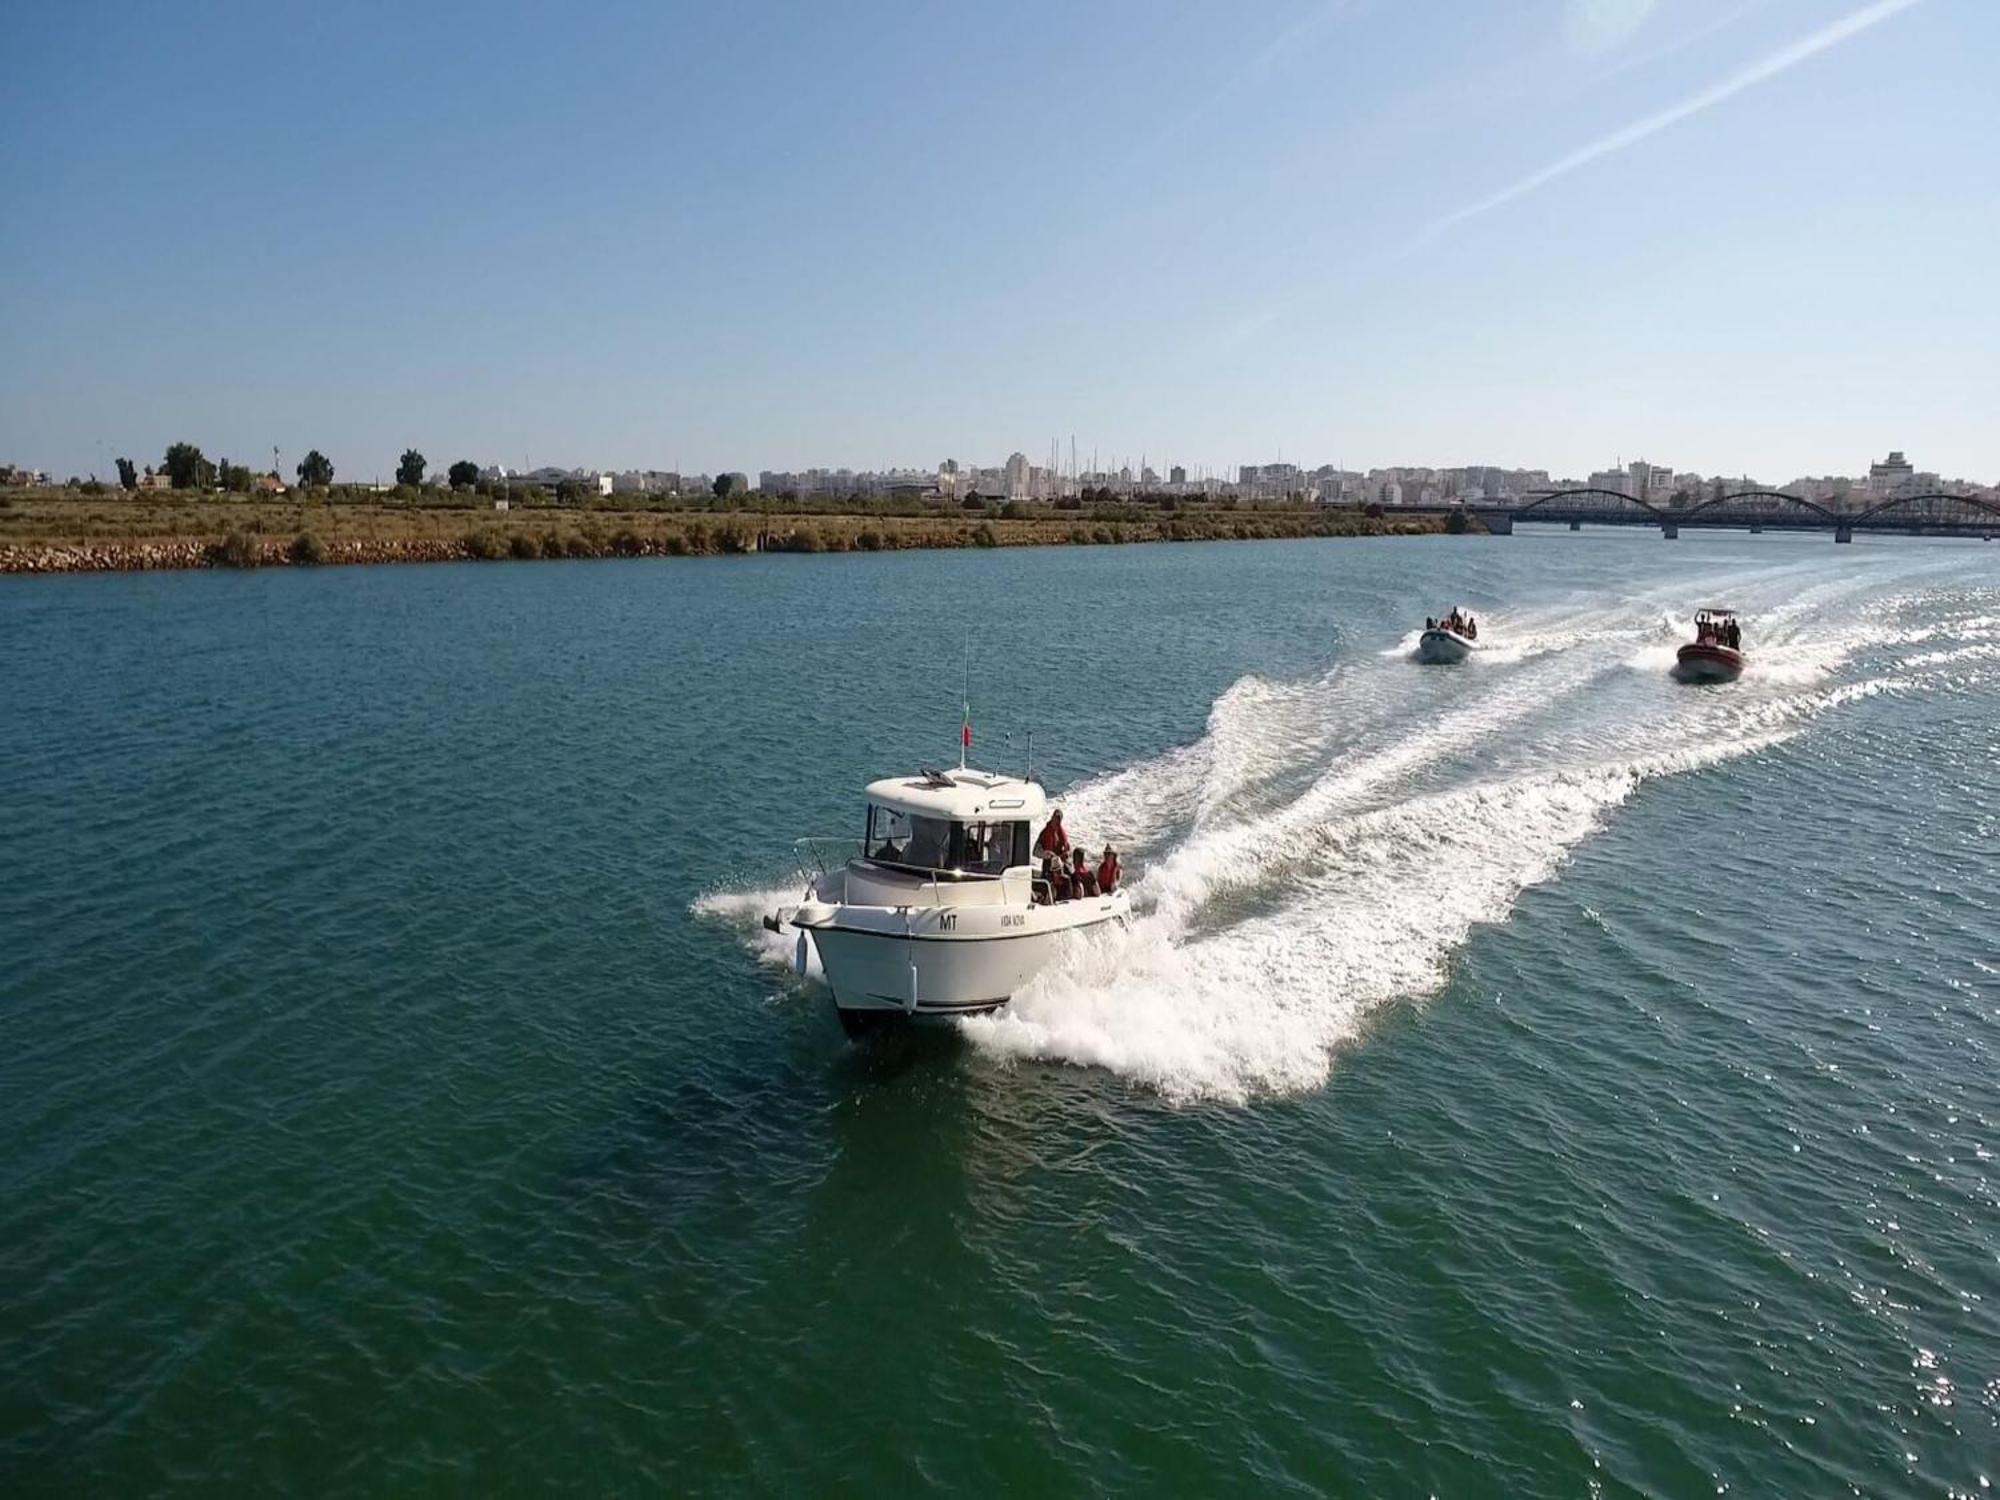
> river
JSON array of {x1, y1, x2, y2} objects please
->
[{"x1": 2, "y1": 531, "x2": 1994, "y2": 1494}]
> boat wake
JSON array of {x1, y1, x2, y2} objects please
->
[{"x1": 699, "y1": 557, "x2": 1990, "y2": 1103}]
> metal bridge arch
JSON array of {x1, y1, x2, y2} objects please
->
[
  {"x1": 1855, "y1": 491, "x2": 2000, "y2": 527},
  {"x1": 1684, "y1": 490, "x2": 1843, "y2": 525},
  {"x1": 1514, "y1": 488, "x2": 1665, "y2": 518}
]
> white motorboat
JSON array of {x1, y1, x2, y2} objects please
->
[
  {"x1": 1418, "y1": 609, "x2": 1482, "y2": 664},
  {"x1": 767, "y1": 765, "x2": 1129, "y2": 1036}
]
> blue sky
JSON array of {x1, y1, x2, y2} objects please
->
[{"x1": 2, "y1": 0, "x2": 1994, "y2": 484}]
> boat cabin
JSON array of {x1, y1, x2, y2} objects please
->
[{"x1": 858, "y1": 768, "x2": 1047, "y2": 883}]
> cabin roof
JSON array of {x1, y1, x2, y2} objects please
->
[{"x1": 864, "y1": 767, "x2": 1048, "y2": 822}]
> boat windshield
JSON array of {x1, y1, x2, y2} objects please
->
[{"x1": 864, "y1": 805, "x2": 1026, "y2": 877}]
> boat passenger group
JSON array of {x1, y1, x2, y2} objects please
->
[
  {"x1": 1695, "y1": 614, "x2": 1743, "y2": 649},
  {"x1": 1426, "y1": 607, "x2": 1479, "y2": 638},
  {"x1": 1030, "y1": 809, "x2": 1120, "y2": 903}
]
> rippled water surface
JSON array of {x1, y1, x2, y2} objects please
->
[{"x1": 3, "y1": 533, "x2": 1996, "y2": 1495}]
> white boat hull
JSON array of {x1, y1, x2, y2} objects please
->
[
  {"x1": 1418, "y1": 628, "x2": 1476, "y2": 664},
  {"x1": 791, "y1": 891, "x2": 1127, "y2": 1029}
]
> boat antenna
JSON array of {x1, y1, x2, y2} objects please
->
[{"x1": 959, "y1": 633, "x2": 970, "y2": 771}]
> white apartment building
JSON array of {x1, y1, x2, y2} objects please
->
[
  {"x1": 1004, "y1": 452, "x2": 1031, "y2": 501},
  {"x1": 1865, "y1": 451, "x2": 1937, "y2": 500}
]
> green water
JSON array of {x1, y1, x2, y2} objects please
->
[{"x1": 2, "y1": 534, "x2": 1995, "y2": 1495}]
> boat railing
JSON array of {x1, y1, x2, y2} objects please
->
[
  {"x1": 795, "y1": 838, "x2": 1026, "y2": 906},
  {"x1": 792, "y1": 835, "x2": 861, "y2": 883}
]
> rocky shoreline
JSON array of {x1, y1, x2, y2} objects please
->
[{"x1": 0, "y1": 537, "x2": 480, "y2": 574}]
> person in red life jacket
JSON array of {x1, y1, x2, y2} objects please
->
[
  {"x1": 1044, "y1": 854, "x2": 1070, "y2": 903},
  {"x1": 1097, "y1": 845, "x2": 1120, "y2": 895},
  {"x1": 1035, "y1": 809, "x2": 1069, "y2": 860},
  {"x1": 1069, "y1": 847, "x2": 1099, "y2": 898}
]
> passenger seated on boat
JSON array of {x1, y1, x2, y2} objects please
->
[
  {"x1": 1035, "y1": 810, "x2": 1070, "y2": 859},
  {"x1": 1070, "y1": 848, "x2": 1099, "y2": 898},
  {"x1": 1466, "y1": 616, "x2": 1477, "y2": 639},
  {"x1": 1035, "y1": 856, "x2": 1059, "y2": 905},
  {"x1": 1045, "y1": 856, "x2": 1071, "y2": 903},
  {"x1": 1426, "y1": 617, "x2": 1436, "y2": 631},
  {"x1": 1097, "y1": 846, "x2": 1120, "y2": 895}
]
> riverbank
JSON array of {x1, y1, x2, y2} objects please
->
[{"x1": 0, "y1": 493, "x2": 1459, "y2": 573}]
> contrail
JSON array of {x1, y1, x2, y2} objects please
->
[
  {"x1": 1145, "y1": 0, "x2": 1358, "y2": 158},
  {"x1": 1420, "y1": 0, "x2": 1924, "y2": 241}
]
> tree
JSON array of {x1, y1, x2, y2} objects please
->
[
  {"x1": 713, "y1": 472, "x2": 747, "y2": 500},
  {"x1": 397, "y1": 448, "x2": 426, "y2": 487},
  {"x1": 163, "y1": 442, "x2": 215, "y2": 490},
  {"x1": 220, "y1": 461, "x2": 255, "y2": 493},
  {"x1": 296, "y1": 449, "x2": 334, "y2": 488},
  {"x1": 447, "y1": 459, "x2": 480, "y2": 490},
  {"x1": 115, "y1": 457, "x2": 138, "y2": 491}
]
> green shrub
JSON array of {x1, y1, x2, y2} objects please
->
[
  {"x1": 464, "y1": 528, "x2": 505, "y2": 560},
  {"x1": 972, "y1": 522, "x2": 998, "y2": 548},
  {"x1": 610, "y1": 528, "x2": 644, "y2": 557},
  {"x1": 213, "y1": 529, "x2": 260, "y2": 568},
  {"x1": 854, "y1": 528, "x2": 883, "y2": 551},
  {"x1": 510, "y1": 532, "x2": 543, "y2": 560},
  {"x1": 290, "y1": 531, "x2": 328, "y2": 565},
  {"x1": 661, "y1": 531, "x2": 690, "y2": 556},
  {"x1": 1445, "y1": 508, "x2": 1469, "y2": 534}
]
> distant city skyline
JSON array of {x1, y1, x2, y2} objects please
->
[
  {"x1": 7, "y1": 439, "x2": 1992, "y2": 504},
  {"x1": 16, "y1": 443, "x2": 1950, "y2": 509},
  {"x1": 4, "y1": 0, "x2": 1995, "y2": 483}
]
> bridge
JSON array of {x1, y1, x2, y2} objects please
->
[{"x1": 1469, "y1": 488, "x2": 2000, "y2": 543}]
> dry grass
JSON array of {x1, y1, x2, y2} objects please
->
[{"x1": 0, "y1": 488, "x2": 1455, "y2": 570}]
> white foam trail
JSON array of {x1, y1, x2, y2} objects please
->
[
  {"x1": 693, "y1": 883, "x2": 825, "y2": 981},
  {"x1": 968, "y1": 742, "x2": 1782, "y2": 1103},
  {"x1": 1902, "y1": 642, "x2": 1999, "y2": 669},
  {"x1": 965, "y1": 679, "x2": 1888, "y2": 1103},
  {"x1": 1138, "y1": 654, "x2": 1599, "y2": 929}
]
